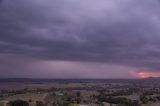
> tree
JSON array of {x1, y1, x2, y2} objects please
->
[
  {"x1": 36, "y1": 101, "x2": 45, "y2": 106},
  {"x1": 7, "y1": 100, "x2": 29, "y2": 106},
  {"x1": 140, "y1": 95, "x2": 148, "y2": 104}
]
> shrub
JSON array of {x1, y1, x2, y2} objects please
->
[{"x1": 7, "y1": 100, "x2": 29, "y2": 106}]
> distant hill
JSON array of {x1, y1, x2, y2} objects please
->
[{"x1": 0, "y1": 77, "x2": 160, "y2": 84}]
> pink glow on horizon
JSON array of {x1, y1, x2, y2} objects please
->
[{"x1": 129, "y1": 70, "x2": 160, "y2": 78}]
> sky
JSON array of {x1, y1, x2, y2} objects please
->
[{"x1": 0, "y1": 0, "x2": 160, "y2": 78}]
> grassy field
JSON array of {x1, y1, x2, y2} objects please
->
[
  {"x1": 141, "y1": 102, "x2": 160, "y2": 106},
  {"x1": 0, "y1": 82, "x2": 96, "y2": 90},
  {"x1": 0, "y1": 93, "x2": 48, "y2": 106}
]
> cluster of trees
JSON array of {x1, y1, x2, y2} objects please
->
[
  {"x1": 5, "y1": 100, "x2": 46, "y2": 106},
  {"x1": 140, "y1": 95, "x2": 160, "y2": 104},
  {"x1": 97, "y1": 94, "x2": 140, "y2": 106},
  {"x1": 140, "y1": 95, "x2": 149, "y2": 104},
  {"x1": 98, "y1": 89, "x2": 134, "y2": 97},
  {"x1": 58, "y1": 95, "x2": 81, "y2": 106},
  {"x1": 7, "y1": 100, "x2": 29, "y2": 106},
  {"x1": 106, "y1": 97, "x2": 140, "y2": 106}
]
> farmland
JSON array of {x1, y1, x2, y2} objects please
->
[{"x1": 0, "y1": 78, "x2": 160, "y2": 106}]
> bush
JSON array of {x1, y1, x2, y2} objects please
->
[
  {"x1": 36, "y1": 101, "x2": 45, "y2": 106},
  {"x1": 7, "y1": 100, "x2": 29, "y2": 106}
]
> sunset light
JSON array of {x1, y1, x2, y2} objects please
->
[{"x1": 130, "y1": 71, "x2": 160, "y2": 78}]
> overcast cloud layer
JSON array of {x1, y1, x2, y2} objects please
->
[{"x1": 0, "y1": 0, "x2": 160, "y2": 78}]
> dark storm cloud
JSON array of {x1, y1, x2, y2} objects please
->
[{"x1": 1, "y1": 0, "x2": 160, "y2": 72}]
